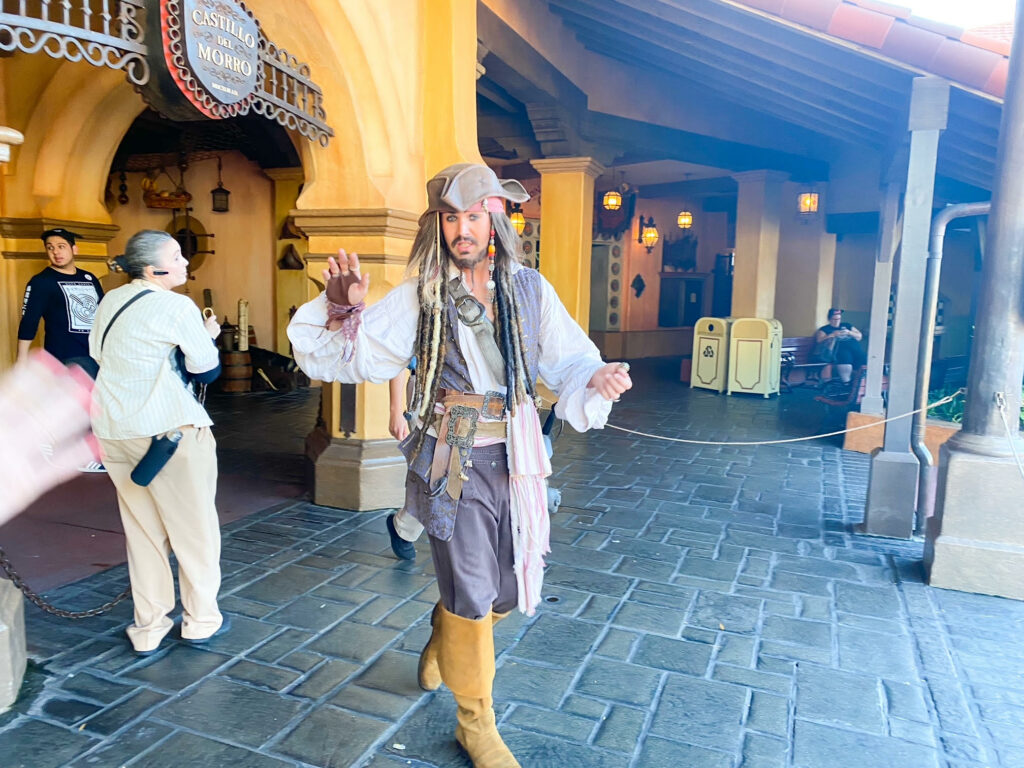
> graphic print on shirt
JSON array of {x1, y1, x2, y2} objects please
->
[
  {"x1": 59, "y1": 281, "x2": 100, "y2": 332},
  {"x1": 20, "y1": 285, "x2": 31, "y2": 316}
]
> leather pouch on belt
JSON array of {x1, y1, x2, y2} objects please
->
[{"x1": 428, "y1": 404, "x2": 479, "y2": 500}]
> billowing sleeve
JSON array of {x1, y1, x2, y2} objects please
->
[
  {"x1": 288, "y1": 280, "x2": 419, "y2": 384},
  {"x1": 535, "y1": 273, "x2": 613, "y2": 432}
]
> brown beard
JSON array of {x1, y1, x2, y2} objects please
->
[
  {"x1": 451, "y1": 251, "x2": 486, "y2": 270},
  {"x1": 447, "y1": 236, "x2": 486, "y2": 270}
]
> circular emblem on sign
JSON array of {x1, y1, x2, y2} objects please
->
[
  {"x1": 162, "y1": 0, "x2": 263, "y2": 119},
  {"x1": 611, "y1": 245, "x2": 621, "y2": 258},
  {"x1": 522, "y1": 241, "x2": 533, "y2": 255},
  {"x1": 522, "y1": 221, "x2": 534, "y2": 237}
]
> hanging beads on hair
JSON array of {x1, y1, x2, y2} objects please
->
[{"x1": 486, "y1": 225, "x2": 497, "y2": 304}]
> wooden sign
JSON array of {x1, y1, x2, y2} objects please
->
[{"x1": 143, "y1": 0, "x2": 263, "y2": 120}]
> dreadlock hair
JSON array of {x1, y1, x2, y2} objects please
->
[{"x1": 406, "y1": 209, "x2": 533, "y2": 458}]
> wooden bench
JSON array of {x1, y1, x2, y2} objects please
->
[{"x1": 780, "y1": 336, "x2": 831, "y2": 392}]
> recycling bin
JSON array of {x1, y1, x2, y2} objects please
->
[
  {"x1": 691, "y1": 317, "x2": 733, "y2": 393},
  {"x1": 727, "y1": 317, "x2": 783, "y2": 397}
]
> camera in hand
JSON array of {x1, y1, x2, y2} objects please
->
[{"x1": 131, "y1": 430, "x2": 183, "y2": 486}]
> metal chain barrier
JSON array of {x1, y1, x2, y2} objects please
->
[
  {"x1": 0, "y1": 547, "x2": 131, "y2": 619},
  {"x1": 604, "y1": 388, "x2": 966, "y2": 446}
]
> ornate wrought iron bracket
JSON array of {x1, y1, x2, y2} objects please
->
[
  {"x1": 0, "y1": 0, "x2": 150, "y2": 86},
  {"x1": 253, "y1": 39, "x2": 333, "y2": 147}
]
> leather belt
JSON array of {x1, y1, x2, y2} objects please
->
[
  {"x1": 437, "y1": 388, "x2": 506, "y2": 419},
  {"x1": 427, "y1": 390, "x2": 508, "y2": 501}
]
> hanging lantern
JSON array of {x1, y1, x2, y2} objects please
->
[
  {"x1": 798, "y1": 191, "x2": 819, "y2": 215},
  {"x1": 603, "y1": 188, "x2": 623, "y2": 211},
  {"x1": 638, "y1": 216, "x2": 659, "y2": 253},
  {"x1": 677, "y1": 210, "x2": 693, "y2": 229},
  {"x1": 509, "y1": 202, "x2": 526, "y2": 235},
  {"x1": 211, "y1": 156, "x2": 231, "y2": 213}
]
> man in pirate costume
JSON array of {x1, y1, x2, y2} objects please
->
[{"x1": 288, "y1": 163, "x2": 631, "y2": 767}]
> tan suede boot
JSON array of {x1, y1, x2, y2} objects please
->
[
  {"x1": 437, "y1": 605, "x2": 521, "y2": 768},
  {"x1": 418, "y1": 602, "x2": 442, "y2": 691}
]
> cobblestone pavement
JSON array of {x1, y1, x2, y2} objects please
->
[{"x1": 2, "y1": 366, "x2": 1023, "y2": 768}]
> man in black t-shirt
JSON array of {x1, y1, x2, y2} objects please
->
[
  {"x1": 814, "y1": 307, "x2": 865, "y2": 383},
  {"x1": 17, "y1": 228, "x2": 104, "y2": 364}
]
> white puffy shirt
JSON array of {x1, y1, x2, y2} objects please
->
[{"x1": 287, "y1": 268, "x2": 612, "y2": 432}]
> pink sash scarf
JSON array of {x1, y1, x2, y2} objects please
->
[{"x1": 506, "y1": 398, "x2": 552, "y2": 616}]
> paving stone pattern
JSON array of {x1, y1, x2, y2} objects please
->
[{"x1": 2, "y1": 366, "x2": 1023, "y2": 767}]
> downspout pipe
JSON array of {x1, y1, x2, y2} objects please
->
[{"x1": 913, "y1": 201, "x2": 990, "y2": 533}]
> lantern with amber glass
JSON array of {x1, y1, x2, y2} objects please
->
[
  {"x1": 638, "y1": 216, "x2": 659, "y2": 253},
  {"x1": 797, "y1": 191, "x2": 819, "y2": 215},
  {"x1": 211, "y1": 156, "x2": 231, "y2": 213},
  {"x1": 509, "y1": 202, "x2": 526, "y2": 235},
  {"x1": 603, "y1": 188, "x2": 623, "y2": 211},
  {"x1": 677, "y1": 210, "x2": 693, "y2": 229}
]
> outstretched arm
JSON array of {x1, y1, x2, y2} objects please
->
[
  {"x1": 288, "y1": 249, "x2": 417, "y2": 385},
  {"x1": 535, "y1": 274, "x2": 631, "y2": 431}
]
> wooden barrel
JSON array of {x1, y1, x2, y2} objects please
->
[{"x1": 220, "y1": 350, "x2": 252, "y2": 393}]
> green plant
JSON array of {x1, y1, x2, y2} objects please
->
[{"x1": 927, "y1": 386, "x2": 964, "y2": 424}]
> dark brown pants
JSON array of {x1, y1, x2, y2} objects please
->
[{"x1": 429, "y1": 443, "x2": 518, "y2": 620}]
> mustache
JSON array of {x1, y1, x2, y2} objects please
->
[{"x1": 451, "y1": 235, "x2": 478, "y2": 247}]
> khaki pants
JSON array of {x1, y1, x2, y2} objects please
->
[{"x1": 100, "y1": 426, "x2": 222, "y2": 652}]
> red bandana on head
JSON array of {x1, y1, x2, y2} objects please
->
[{"x1": 464, "y1": 197, "x2": 505, "y2": 214}]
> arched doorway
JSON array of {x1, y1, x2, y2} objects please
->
[{"x1": 104, "y1": 108, "x2": 307, "y2": 356}]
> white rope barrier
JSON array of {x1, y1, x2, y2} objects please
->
[{"x1": 602, "y1": 389, "x2": 966, "y2": 447}]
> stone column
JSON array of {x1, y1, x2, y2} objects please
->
[
  {"x1": 863, "y1": 77, "x2": 949, "y2": 538},
  {"x1": 264, "y1": 168, "x2": 306, "y2": 355},
  {"x1": 925, "y1": 3, "x2": 1024, "y2": 598},
  {"x1": 731, "y1": 171, "x2": 787, "y2": 318},
  {"x1": 530, "y1": 157, "x2": 604, "y2": 330},
  {"x1": 292, "y1": 208, "x2": 419, "y2": 511},
  {"x1": 860, "y1": 167, "x2": 904, "y2": 416}
]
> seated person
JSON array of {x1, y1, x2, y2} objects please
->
[{"x1": 815, "y1": 308, "x2": 865, "y2": 384}]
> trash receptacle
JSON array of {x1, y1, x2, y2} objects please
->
[
  {"x1": 691, "y1": 317, "x2": 732, "y2": 393},
  {"x1": 728, "y1": 317, "x2": 782, "y2": 397}
]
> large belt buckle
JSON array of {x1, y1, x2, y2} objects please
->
[
  {"x1": 482, "y1": 390, "x2": 506, "y2": 420},
  {"x1": 445, "y1": 404, "x2": 479, "y2": 449},
  {"x1": 454, "y1": 293, "x2": 486, "y2": 326}
]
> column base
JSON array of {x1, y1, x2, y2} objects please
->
[
  {"x1": 0, "y1": 579, "x2": 26, "y2": 711},
  {"x1": 305, "y1": 427, "x2": 406, "y2": 511},
  {"x1": 858, "y1": 395, "x2": 885, "y2": 416},
  {"x1": 861, "y1": 449, "x2": 919, "y2": 538},
  {"x1": 925, "y1": 443, "x2": 1024, "y2": 599}
]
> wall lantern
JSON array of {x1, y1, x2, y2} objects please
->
[
  {"x1": 509, "y1": 202, "x2": 526, "y2": 236},
  {"x1": 603, "y1": 188, "x2": 623, "y2": 211},
  {"x1": 638, "y1": 216, "x2": 659, "y2": 252},
  {"x1": 677, "y1": 210, "x2": 693, "y2": 229},
  {"x1": 797, "y1": 191, "x2": 819, "y2": 215},
  {"x1": 211, "y1": 156, "x2": 231, "y2": 213}
]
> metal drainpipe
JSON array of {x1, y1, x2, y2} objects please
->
[{"x1": 913, "y1": 201, "x2": 991, "y2": 533}]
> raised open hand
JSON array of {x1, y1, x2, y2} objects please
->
[{"x1": 324, "y1": 249, "x2": 370, "y2": 307}]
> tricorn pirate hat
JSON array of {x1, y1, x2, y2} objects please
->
[{"x1": 425, "y1": 162, "x2": 529, "y2": 214}]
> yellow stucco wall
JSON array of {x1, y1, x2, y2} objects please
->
[{"x1": 106, "y1": 155, "x2": 276, "y2": 349}]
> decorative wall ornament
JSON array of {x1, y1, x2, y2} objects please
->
[
  {"x1": 631, "y1": 273, "x2": 646, "y2": 298},
  {"x1": 594, "y1": 188, "x2": 636, "y2": 239},
  {"x1": 663, "y1": 232, "x2": 699, "y2": 272}
]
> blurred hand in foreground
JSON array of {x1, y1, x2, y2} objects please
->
[{"x1": 0, "y1": 351, "x2": 99, "y2": 527}]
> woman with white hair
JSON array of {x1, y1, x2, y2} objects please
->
[{"x1": 90, "y1": 229, "x2": 227, "y2": 656}]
